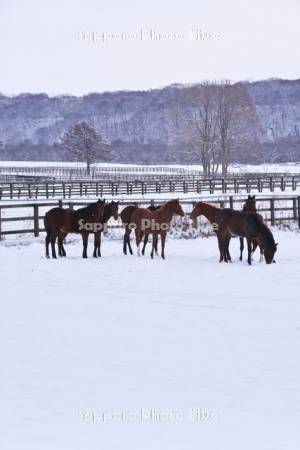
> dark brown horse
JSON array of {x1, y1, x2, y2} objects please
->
[
  {"x1": 93, "y1": 201, "x2": 119, "y2": 257},
  {"x1": 240, "y1": 195, "x2": 264, "y2": 262},
  {"x1": 190, "y1": 201, "x2": 231, "y2": 262},
  {"x1": 130, "y1": 199, "x2": 184, "y2": 259},
  {"x1": 216, "y1": 208, "x2": 278, "y2": 265},
  {"x1": 44, "y1": 199, "x2": 105, "y2": 259},
  {"x1": 120, "y1": 203, "x2": 160, "y2": 255}
]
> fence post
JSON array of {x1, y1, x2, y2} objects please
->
[
  {"x1": 33, "y1": 204, "x2": 39, "y2": 237},
  {"x1": 293, "y1": 197, "x2": 297, "y2": 223},
  {"x1": 229, "y1": 195, "x2": 233, "y2": 209},
  {"x1": 270, "y1": 198, "x2": 275, "y2": 226},
  {"x1": 196, "y1": 180, "x2": 201, "y2": 194},
  {"x1": 58, "y1": 199, "x2": 63, "y2": 208},
  {"x1": 298, "y1": 196, "x2": 300, "y2": 229},
  {"x1": 0, "y1": 207, "x2": 2, "y2": 241}
]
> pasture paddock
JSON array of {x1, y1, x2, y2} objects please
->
[
  {"x1": 0, "y1": 174, "x2": 300, "y2": 199},
  {"x1": 0, "y1": 195, "x2": 300, "y2": 241}
]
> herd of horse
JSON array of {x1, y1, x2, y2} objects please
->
[{"x1": 44, "y1": 196, "x2": 278, "y2": 264}]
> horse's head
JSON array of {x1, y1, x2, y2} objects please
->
[
  {"x1": 110, "y1": 201, "x2": 119, "y2": 220},
  {"x1": 190, "y1": 201, "x2": 202, "y2": 219},
  {"x1": 95, "y1": 198, "x2": 106, "y2": 219},
  {"x1": 244, "y1": 195, "x2": 256, "y2": 212},
  {"x1": 170, "y1": 199, "x2": 184, "y2": 217},
  {"x1": 264, "y1": 241, "x2": 278, "y2": 264}
]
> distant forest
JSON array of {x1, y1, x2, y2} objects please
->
[{"x1": 1, "y1": 78, "x2": 300, "y2": 167}]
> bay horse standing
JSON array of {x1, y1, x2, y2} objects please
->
[
  {"x1": 121, "y1": 203, "x2": 160, "y2": 255},
  {"x1": 93, "y1": 201, "x2": 119, "y2": 257},
  {"x1": 190, "y1": 201, "x2": 231, "y2": 262},
  {"x1": 215, "y1": 208, "x2": 278, "y2": 265},
  {"x1": 44, "y1": 199, "x2": 105, "y2": 259},
  {"x1": 239, "y1": 195, "x2": 264, "y2": 262},
  {"x1": 130, "y1": 199, "x2": 184, "y2": 259}
]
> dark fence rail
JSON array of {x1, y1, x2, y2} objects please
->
[
  {"x1": 1, "y1": 195, "x2": 299, "y2": 240},
  {"x1": 0, "y1": 174, "x2": 299, "y2": 199},
  {"x1": 0, "y1": 165, "x2": 195, "y2": 177}
]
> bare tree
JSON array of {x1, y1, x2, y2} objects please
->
[
  {"x1": 57, "y1": 122, "x2": 111, "y2": 175},
  {"x1": 180, "y1": 82, "x2": 259, "y2": 175},
  {"x1": 216, "y1": 82, "x2": 257, "y2": 175},
  {"x1": 183, "y1": 83, "x2": 220, "y2": 175}
]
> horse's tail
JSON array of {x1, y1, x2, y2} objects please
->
[{"x1": 44, "y1": 213, "x2": 50, "y2": 235}]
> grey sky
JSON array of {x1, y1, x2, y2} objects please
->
[{"x1": 1, "y1": 0, "x2": 299, "y2": 95}]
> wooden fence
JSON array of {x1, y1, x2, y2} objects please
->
[
  {"x1": 0, "y1": 165, "x2": 194, "y2": 178},
  {"x1": 0, "y1": 174, "x2": 299, "y2": 199},
  {"x1": 1, "y1": 195, "x2": 299, "y2": 240}
]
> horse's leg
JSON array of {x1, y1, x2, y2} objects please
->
[
  {"x1": 142, "y1": 233, "x2": 148, "y2": 255},
  {"x1": 161, "y1": 232, "x2": 166, "y2": 259},
  {"x1": 58, "y1": 232, "x2": 67, "y2": 257},
  {"x1": 154, "y1": 234, "x2": 158, "y2": 255},
  {"x1": 135, "y1": 229, "x2": 142, "y2": 257},
  {"x1": 259, "y1": 243, "x2": 264, "y2": 263},
  {"x1": 225, "y1": 236, "x2": 232, "y2": 262},
  {"x1": 247, "y1": 238, "x2": 252, "y2": 265},
  {"x1": 239, "y1": 237, "x2": 244, "y2": 261},
  {"x1": 45, "y1": 232, "x2": 50, "y2": 259},
  {"x1": 93, "y1": 232, "x2": 99, "y2": 258},
  {"x1": 124, "y1": 227, "x2": 133, "y2": 255},
  {"x1": 127, "y1": 227, "x2": 134, "y2": 255},
  {"x1": 123, "y1": 231, "x2": 127, "y2": 255},
  {"x1": 50, "y1": 233, "x2": 57, "y2": 259},
  {"x1": 57, "y1": 233, "x2": 63, "y2": 257},
  {"x1": 150, "y1": 234, "x2": 156, "y2": 259},
  {"x1": 217, "y1": 234, "x2": 224, "y2": 262},
  {"x1": 82, "y1": 232, "x2": 89, "y2": 258},
  {"x1": 97, "y1": 232, "x2": 102, "y2": 257}
]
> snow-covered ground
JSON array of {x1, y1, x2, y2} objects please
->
[
  {"x1": 1, "y1": 231, "x2": 300, "y2": 450},
  {"x1": 1, "y1": 161, "x2": 300, "y2": 174}
]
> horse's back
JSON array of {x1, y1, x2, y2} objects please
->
[{"x1": 130, "y1": 207, "x2": 152, "y2": 224}]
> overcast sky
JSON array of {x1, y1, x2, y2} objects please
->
[{"x1": 1, "y1": 0, "x2": 299, "y2": 96}]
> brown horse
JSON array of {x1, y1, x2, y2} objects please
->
[
  {"x1": 190, "y1": 201, "x2": 231, "y2": 262},
  {"x1": 44, "y1": 199, "x2": 105, "y2": 259},
  {"x1": 240, "y1": 195, "x2": 264, "y2": 262},
  {"x1": 130, "y1": 199, "x2": 184, "y2": 259},
  {"x1": 93, "y1": 201, "x2": 119, "y2": 257},
  {"x1": 216, "y1": 208, "x2": 278, "y2": 265},
  {"x1": 121, "y1": 203, "x2": 160, "y2": 255}
]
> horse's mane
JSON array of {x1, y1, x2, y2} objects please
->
[{"x1": 160, "y1": 199, "x2": 179, "y2": 209}]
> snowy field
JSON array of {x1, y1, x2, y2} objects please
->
[
  {"x1": 1, "y1": 161, "x2": 300, "y2": 174},
  {"x1": 1, "y1": 231, "x2": 300, "y2": 450}
]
